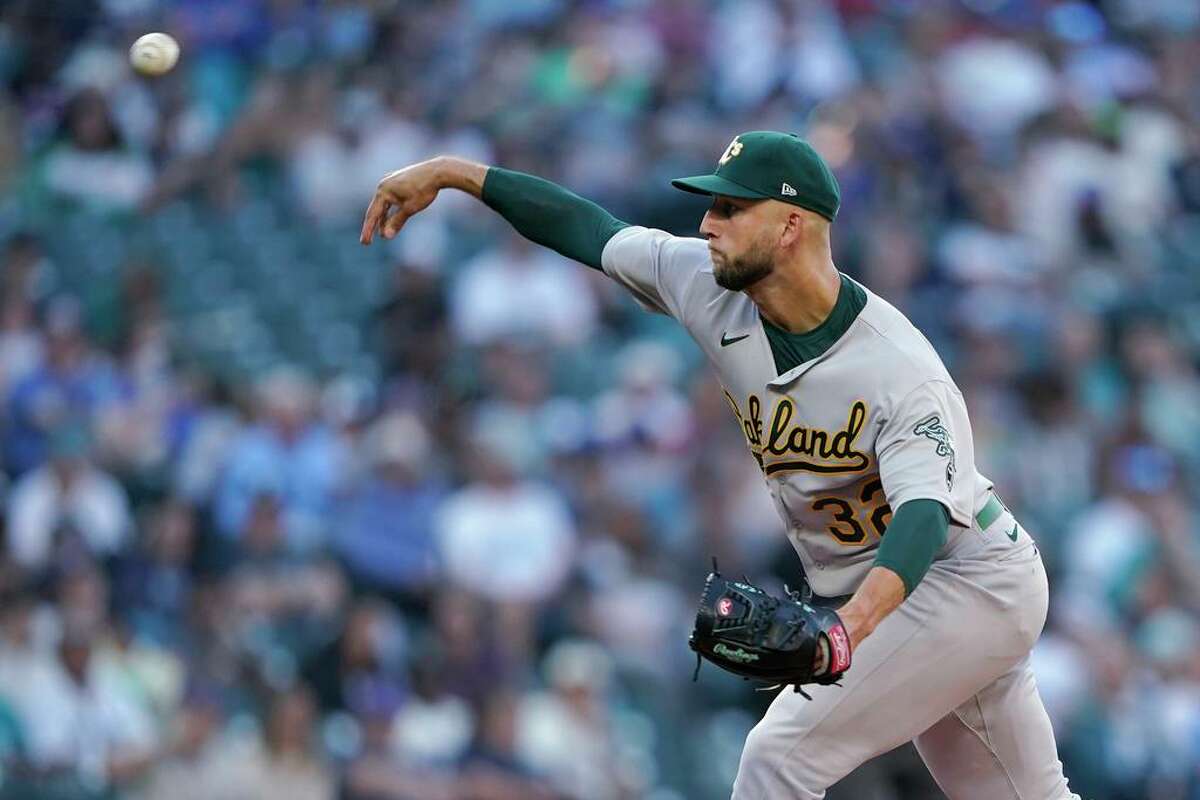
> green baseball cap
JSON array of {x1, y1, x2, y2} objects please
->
[{"x1": 671, "y1": 131, "x2": 840, "y2": 221}]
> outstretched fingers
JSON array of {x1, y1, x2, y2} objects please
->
[
  {"x1": 360, "y1": 193, "x2": 390, "y2": 245},
  {"x1": 381, "y1": 207, "x2": 408, "y2": 239}
]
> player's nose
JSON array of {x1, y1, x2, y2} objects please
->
[{"x1": 699, "y1": 211, "x2": 718, "y2": 239}]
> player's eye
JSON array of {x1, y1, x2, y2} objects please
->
[{"x1": 712, "y1": 200, "x2": 738, "y2": 218}]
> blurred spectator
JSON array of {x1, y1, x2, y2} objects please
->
[
  {"x1": 937, "y1": 36, "x2": 1057, "y2": 139},
  {"x1": 1061, "y1": 443, "x2": 1200, "y2": 620},
  {"x1": 39, "y1": 88, "x2": 154, "y2": 212},
  {"x1": 592, "y1": 340, "x2": 696, "y2": 547},
  {"x1": 391, "y1": 652, "x2": 475, "y2": 768},
  {"x1": 219, "y1": 686, "x2": 334, "y2": 800},
  {"x1": 302, "y1": 598, "x2": 406, "y2": 715},
  {"x1": 428, "y1": 590, "x2": 515, "y2": 709},
  {"x1": 458, "y1": 690, "x2": 556, "y2": 800},
  {"x1": 0, "y1": 291, "x2": 42, "y2": 406},
  {"x1": 341, "y1": 676, "x2": 458, "y2": 800},
  {"x1": 0, "y1": 584, "x2": 32, "y2": 770},
  {"x1": 371, "y1": 264, "x2": 451, "y2": 383},
  {"x1": 114, "y1": 499, "x2": 198, "y2": 646},
  {"x1": 580, "y1": 500, "x2": 691, "y2": 682},
  {"x1": 140, "y1": 683, "x2": 230, "y2": 800},
  {"x1": 4, "y1": 296, "x2": 122, "y2": 476},
  {"x1": 5, "y1": 420, "x2": 132, "y2": 572},
  {"x1": 93, "y1": 266, "x2": 180, "y2": 477},
  {"x1": 0, "y1": 622, "x2": 157, "y2": 792},
  {"x1": 92, "y1": 612, "x2": 185, "y2": 730},
  {"x1": 226, "y1": 493, "x2": 347, "y2": 662},
  {"x1": 0, "y1": 233, "x2": 57, "y2": 306},
  {"x1": 1003, "y1": 371, "x2": 1097, "y2": 566},
  {"x1": 171, "y1": 370, "x2": 243, "y2": 507},
  {"x1": 436, "y1": 420, "x2": 577, "y2": 604},
  {"x1": 1119, "y1": 318, "x2": 1200, "y2": 462},
  {"x1": 594, "y1": 339, "x2": 693, "y2": 451},
  {"x1": 450, "y1": 234, "x2": 600, "y2": 347},
  {"x1": 517, "y1": 639, "x2": 637, "y2": 800},
  {"x1": 472, "y1": 343, "x2": 584, "y2": 474},
  {"x1": 333, "y1": 412, "x2": 445, "y2": 601},
  {"x1": 214, "y1": 365, "x2": 351, "y2": 552}
]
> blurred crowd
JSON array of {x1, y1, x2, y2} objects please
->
[{"x1": 2, "y1": 0, "x2": 1200, "y2": 798}]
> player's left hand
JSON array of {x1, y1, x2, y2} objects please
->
[{"x1": 688, "y1": 568, "x2": 852, "y2": 694}]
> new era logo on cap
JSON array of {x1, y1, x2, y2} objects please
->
[{"x1": 781, "y1": 183, "x2": 797, "y2": 196}]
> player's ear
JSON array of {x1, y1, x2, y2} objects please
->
[{"x1": 778, "y1": 208, "x2": 805, "y2": 249}]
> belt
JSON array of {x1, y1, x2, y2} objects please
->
[
  {"x1": 975, "y1": 492, "x2": 1007, "y2": 531},
  {"x1": 809, "y1": 593, "x2": 852, "y2": 609}
]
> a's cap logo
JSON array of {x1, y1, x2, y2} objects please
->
[
  {"x1": 716, "y1": 597, "x2": 734, "y2": 616},
  {"x1": 781, "y1": 182, "x2": 797, "y2": 196},
  {"x1": 718, "y1": 137, "x2": 744, "y2": 166}
]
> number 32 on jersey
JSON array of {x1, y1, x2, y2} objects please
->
[{"x1": 812, "y1": 476, "x2": 893, "y2": 546}]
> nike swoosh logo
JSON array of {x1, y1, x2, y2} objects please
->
[
  {"x1": 1006, "y1": 523, "x2": 1019, "y2": 542},
  {"x1": 721, "y1": 333, "x2": 750, "y2": 347}
]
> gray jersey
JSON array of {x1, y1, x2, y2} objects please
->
[{"x1": 601, "y1": 226, "x2": 993, "y2": 597}]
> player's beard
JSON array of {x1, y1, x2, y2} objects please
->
[{"x1": 712, "y1": 235, "x2": 776, "y2": 292}]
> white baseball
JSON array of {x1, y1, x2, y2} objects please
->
[{"x1": 129, "y1": 32, "x2": 180, "y2": 76}]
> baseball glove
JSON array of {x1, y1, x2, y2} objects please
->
[{"x1": 688, "y1": 563, "x2": 852, "y2": 696}]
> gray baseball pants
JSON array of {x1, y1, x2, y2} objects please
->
[{"x1": 731, "y1": 504, "x2": 1079, "y2": 799}]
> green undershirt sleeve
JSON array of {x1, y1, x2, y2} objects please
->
[
  {"x1": 481, "y1": 167, "x2": 630, "y2": 271},
  {"x1": 872, "y1": 498, "x2": 950, "y2": 596}
]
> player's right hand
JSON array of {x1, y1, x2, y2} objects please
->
[{"x1": 359, "y1": 161, "x2": 441, "y2": 245}]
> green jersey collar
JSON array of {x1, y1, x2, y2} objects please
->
[{"x1": 761, "y1": 273, "x2": 867, "y2": 376}]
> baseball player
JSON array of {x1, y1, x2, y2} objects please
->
[{"x1": 361, "y1": 131, "x2": 1080, "y2": 799}]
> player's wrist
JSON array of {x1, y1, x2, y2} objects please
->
[
  {"x1": 836, "y1": 603, "x2": 872, "y2": 650},
  {"x1": 840, "y1": 566, "x2": 906, "y2": 649},
  {"x1": 431, "y1": 156, "x2": 487, "y2": 198}
]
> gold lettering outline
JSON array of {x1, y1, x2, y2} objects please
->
[{"x1": 761, "y1": 400, "x2": 871, "y2": 475}]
